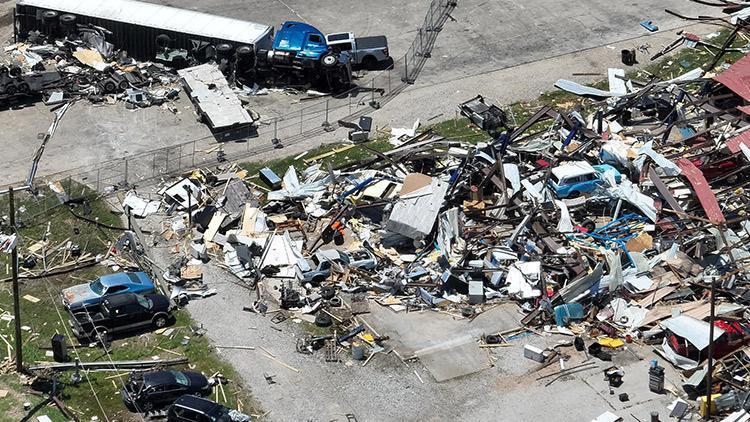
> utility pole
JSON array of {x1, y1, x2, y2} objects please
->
[
  {"x1": 705, "y1": 274, "x2": 716, "y2": 419},
  {"x1": 184, "y1": 185, "x2": 193, "y2": 229},
  {"x1": 9, "y1": 187, "x2": 23, "y2": 372}
]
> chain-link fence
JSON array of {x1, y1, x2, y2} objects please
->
[{"x1": 13, "y1": 0, "x2": 458, "y2": 194}]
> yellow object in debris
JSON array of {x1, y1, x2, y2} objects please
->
[
  {"x1": 698, "y1": 394, "x2": 721, "y2": 417},
  {"x1": 598, "y1": 337, "x2": 624, "y2": 349},
  {"x1": 22, "y1": 294, "x2": 40, "y2": 303},
  {"x1": 359, "y1": 333, "x2": 375, "y2": 343}
]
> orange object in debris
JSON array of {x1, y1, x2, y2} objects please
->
[{"x1": 331, "y1": 221, "x2": 345, "y2": 235}]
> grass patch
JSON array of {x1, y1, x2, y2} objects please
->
[{"x1": 0, "y1": 185, "x2": 260, "y2": 421}]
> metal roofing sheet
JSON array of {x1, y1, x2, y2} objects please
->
[
  {"x1": 676, "y1": 158, "x2": 726, "y2": 223},
  {"x1": 726, "y1": 128, "x2": 750, "y2": 154},
  {"x1": 17, "y1": 0, "x2": 272, "y2": 46},
  {"x1": 714, "y1": 52, "x2": 750, "y2": 101},
  {"x1": 551, "y1": 161, "x2": 596, "y2": 180},
  {"x1": 177, "y1": 63, "x2": 252, "y2": 129},
  {"x1": 660, "y1": 315, "x2": 724, "y2": 351}
]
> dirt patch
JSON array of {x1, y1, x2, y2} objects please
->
[{"x1": 0, "y1": 10, "x2": 12, "y2": 28}]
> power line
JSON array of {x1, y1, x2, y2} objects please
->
[
  {"x1": 74, "y1": 298, "x2": 147, "y2": 420},
  {"x1": 40, "y1": 276, "x2": 111, "y2": 422}
]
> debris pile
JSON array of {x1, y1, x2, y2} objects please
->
[
  {"x1": 2, "y1": 25, "x2": 183, "y2": 108},
  {"x1": 109, "y1": 5, "x2": 750, "y2": 419}
]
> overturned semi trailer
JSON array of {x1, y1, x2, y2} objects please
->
[{"x1": 14, "y1": 0, "x2": 274, "y2": 62}]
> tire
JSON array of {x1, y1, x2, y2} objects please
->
[
  {"x1": 312, "y1": 275, "x2": 326, "y2": 285},
  {"x1": 155, "y1": 34, "x2": 171, "y2": 49},
  {"x1": 17, "y1": 83, "x2": 29, "y2": 93},
  {"x1": 329, "y1": 297, "x2": 342, "y2": 307},
  {"x1": 92, "y1": 326, "x2": 110, "y2": 345},
  {"x1": 216, "y1": 43, "x2": 233, "y2": 53},
  {"x1": 320, "y1": 286, "x2": 335, "y2": 300},
  {"x1": 581, "y1": 218, "x2": 596, "y2": 233},
  {"x1": 236, "y1": 45, "x2": 253, "y2": 57},
  {"x1": 5, "y1": 85, "x2": 16, "y2": 95},
  {"x1": 321, "y1": 53, "x2": 338, "y2": 67},
  {"x1": 103, "y1": 81, "x2": 116, "y2": 93},
  {"x1": 140, "y1": 400, "x2": 154, "y2": 413},
  {"x1": 42, "y1": 10, "x2": 58, "y2": 21},
  {"x1": 485, "y1": 334, "x2": 501, "y2": 344},
  {"x1": 152, "y1": 314, "x2": 168, "y2": 328},
  {"x1": 118, "y1": 80, "x2": 129, "y2": 90},
  {"x1": 59, "y1": 14, "x2": 76, "y2": 25},
  {"x1": 362, "y1": 55, "x2": 377, "y2": 69},
  {"x1": 314, "y1": 312, "x2": 332, "y2": 328}
]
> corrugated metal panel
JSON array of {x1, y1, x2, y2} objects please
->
[
  {"x1": 726, "y1": 128, "x2": 750, "y2": 154},
  {"x1": 676, "y1": 158, "x2": 726, "y2": 223},
  {"x1": 714, "y1": 52, "x2": 750, "y2": 101},
  {"x1": 17, "y1": 0, "x2": 272, "y2": 46}
]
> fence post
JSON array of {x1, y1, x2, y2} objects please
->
[
  {"x1": 419, "y1": 28, "x2": 423, "y2": 56},
  {"x1": 152, "y1": 154, "x2": 157, "y2": 177},
  {"x1": 96, "y1": 168, "x2": 100, "y2": 192},
  {"x1": 124, "y1": 158, "x2": 129, "y2": 186},
  {"x1": 300, "y1": 106, "x2": 303, "y2": 134},
  {"x1": 178, "y1": 145, "x2": 182, "y2": 170},
  {"x1": 192, "y1": 140, "x2": 196, "y2": 167},
  {"x1": 165, "y1": 148, "x2": 170, "y2": 174},
  {"x1": 403, "y1": 53, "x2": 409, "y2": 83},
  {"x1": 388, "y1": 69, "x2": 392, "y2": 94}
]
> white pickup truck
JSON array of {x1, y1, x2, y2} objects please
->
[{"x1": 325, "y1": 32, "x2": 390, "y2": 69}]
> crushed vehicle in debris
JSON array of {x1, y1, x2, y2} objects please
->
[{"x1": 549, "y1": 161, "x2": 622, "y2": 198}]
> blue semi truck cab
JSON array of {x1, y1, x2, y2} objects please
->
[{"x1": 266, "y1": 21, "x2": 339, "y2": 69}]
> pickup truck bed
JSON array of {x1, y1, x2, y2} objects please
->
[{"x1": 356, "y1": 36, "x2": 388, "y2": 50}]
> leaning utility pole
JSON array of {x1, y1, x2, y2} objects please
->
[{"x1": 9, "y1": 187, "x2": 23, "y2": 372}]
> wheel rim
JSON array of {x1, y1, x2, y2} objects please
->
[
  {"x1": 156, "y1": 318, "x2": 166, "y2": 327},
  {"x1": 323, "y1": 55, "x2": 336, "y2": 66}
]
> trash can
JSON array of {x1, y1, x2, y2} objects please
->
[
  {"x1": 51, "y1": 333, "x2": 69, "y2": 363},
  {"x1": 621, "y1": 49, "x2": 637, "y2": 66}
]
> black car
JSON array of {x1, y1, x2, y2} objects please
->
[
  {"x1": 167, "y1": 395, "x2": 252, "y2": 421},
  {"x1": 69, "y1": 292, "x2": 172, "y2": 342},
  {"x1": 122, "y1": 371, "x2": 212, "y2": 412}
]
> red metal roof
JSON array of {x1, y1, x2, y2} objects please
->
[
  {"x1": 726, "y1": 129, "x2": 750, "y2": 154},
  {"x1": 676, "y1": 158, "x2": 726, "y2": 223},
  {"x1": 715, "y1": 53, "x2": 750, "y2": 101}
]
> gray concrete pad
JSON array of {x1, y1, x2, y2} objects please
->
[{"x1": 363, "y1": 302, "x2": 521, "y2": 356}]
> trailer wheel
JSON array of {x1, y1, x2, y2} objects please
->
[
  {"x1": 17, "y1": 83, "x2": 29, "y2": 93},
  {"x1": 8, "y1": 66, "x2": 21, "y2": 77},
  {"x1": 42, "y1": 10, "x2": 59, "y2": 22},
  {"x1": 156, "y1": 34, "x2": 171, "y2": 49},
  {"x1": 59, "y1": 14, "x2": 76, "y2": 25},
  {"x1": 321, "y1": 53, "x2": 338, "y2": 67},
  {"x1": 118, "y1": 80, "x2": 129, "y2": 90},
  {"x1": 5, "y1": 85, "x2": 16, "y2": 96},
  {"x1": 236, "y1": 45, "x2": 253, "y2": 57}
]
